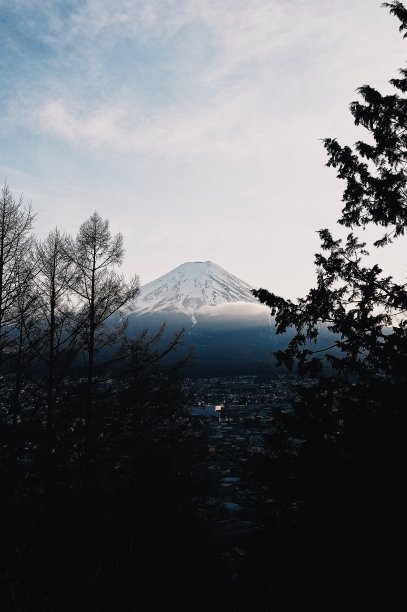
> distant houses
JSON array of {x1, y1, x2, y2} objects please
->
[{"x1": 191, "y1": 404, "x2": 223, "y2": 417}]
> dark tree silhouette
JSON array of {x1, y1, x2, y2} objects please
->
[
  {"x1": 253, "y1": 2, "x2": 407, "y2": 606},
  {"x1": 118, "y1": 323, "x2": 188, "y2": 484},
  {"x1": 0, "y1": 185, "x2": 35, "y2": 472},
  {"x1": 69, "y1": 211, "x2": 139, "y2": 465},
  {"x1": 255, "y1": 0, "x2": 407, "y2": 385},
  {"x1": 0, "y1": 196, "x2": 198, "y2": 612},
  {"x1": 7, "y1": 259, "x2": 37, "y2": 473},
  {"x1": 31, "y1": 228, "x2": 79, "y2": 492},
  {"x1": 0, "y1": 184, "x2": 34, "y2": 363}
]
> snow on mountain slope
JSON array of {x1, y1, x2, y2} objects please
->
[{"x1": 132, "y1": 261, "x2": 258, "y2": 320}]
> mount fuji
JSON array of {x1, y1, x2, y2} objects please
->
[
  {"x1": 126, "y1": 261, "x2": 334, "y2": 376},
  {"x1": 131, "y1": 261, "x2": 264, "y2": 323},
  {"x1": 125, "y1": 261, "x2": 280, "y2": 375}
]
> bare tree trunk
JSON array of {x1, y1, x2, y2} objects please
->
[
  {"x1": 8, "y1": 311, "x2": 25, "y2": 478},
  {"x1": 84, "y1": 249, "x2": 96, "y2": 470},
  {"x1": 45, "y1": 274, "x2": 56, "y2": 504}
]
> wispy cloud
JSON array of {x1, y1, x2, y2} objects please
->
[
  {"x1": 38, "y1": 88, "x2": 276, "y2": 160},
  {"x1": 10, "y1": 0, "x2": 400, "y2": 161},
  {"x1": 1, "y1": 0, "x2": 406, "y2": 295}
]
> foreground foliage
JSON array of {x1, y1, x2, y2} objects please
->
[
  {"x1": 0, "y1": 194, "x2": 202, "y2": 610},
  {"x1": 254, "y1": 1, "x2": 407, "y2": 606}
]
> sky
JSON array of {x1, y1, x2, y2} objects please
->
[{"x1": 0, "y1": 0, "x2": 406, "y2": 299}]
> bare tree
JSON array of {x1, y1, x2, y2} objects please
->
[
  {"x1": 0, "y1": 185, "x2": 35, "y2": 474},
  {"x1": 70, "y1": 211, "x2": 139, "y2": 463},
  {"x1": 119, "y1": 323, "x2": 188, "y2": 484},
  {"x1": 31, "y1": 228, "x2": 78, "y2": 479},
  {"x1": 0, "y1": 184, "x2": 34, "y2": 363},
  {"x1": 7, "y1": 259, "x2": 37, "y2": 473}
]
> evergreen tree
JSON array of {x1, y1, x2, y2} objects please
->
[
  {"x1": 255, "y1": 0, "x2": 407, "y2": 421},
  {"x1": 253, "y1": 2, "x2": 407, "y2": 605}
]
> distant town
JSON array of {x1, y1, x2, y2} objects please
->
[{"x1": 177, "y1": 374, "x2": 315, "y2": 580}]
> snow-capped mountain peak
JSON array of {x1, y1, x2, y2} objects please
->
[{"x1": 133, "y1": 261, "x2": 257, "y2": 318}]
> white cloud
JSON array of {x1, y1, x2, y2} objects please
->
[
  {"x1": 38, "y1": 90, "x2": 273, "y2": 160},
  {"x1": 2, "y1": 0, "x2": 407, "y2": 297},
  {"x1": 28, "y1": 0, "x2": 404, "y2": 161}
]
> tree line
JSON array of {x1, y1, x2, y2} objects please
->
[
  {"x1": 0, "y1": 194, "x2": 143, "y2": 483},
  {"x1": 0, "y1": 191, "x2": 199, "y2": 610}
]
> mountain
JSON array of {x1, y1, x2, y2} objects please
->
[
  {"x1": 132, "y1": 261, "x2": 258, "y2": 322},
  {"x1": 125, "y1": 261, "x2": 278, "y2": 375},
  {"x1": 126, "y1": 261, "x2": 336, "y2": 376}
]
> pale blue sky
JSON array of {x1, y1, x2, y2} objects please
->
[{"x1": 0, "y1": 0, "x2": 406, "y2": 298}]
